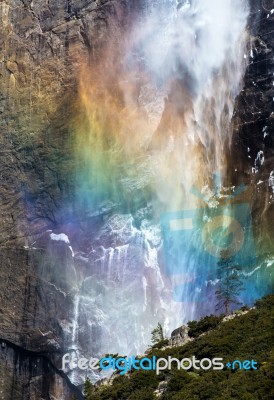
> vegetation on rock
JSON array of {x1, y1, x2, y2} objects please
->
[{"x1": 84, "y1": 295, "x2": 274, "y2": 400}]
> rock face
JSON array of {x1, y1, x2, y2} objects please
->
[
  {"x1": 0, "y1": 240, "x2": 81, "y2": 399},
  {"x1": 0, "y1": 0, "x2": 135, "y2": 398},
  {"x1": 169, "y1": 325, "x2": 190, "y2": 347},
  {"x1": 0, "y1": 0, "x2": 273, "y2": 399},
  {"x1": 0, "y1": 0, "x2": 172, "y2": 396},
  {"x1": 0, "y1": 339, "x2": 82, "y2": 400},
  {"x1": 0, "y1": 0, "x2": 132, "y2": 245},
  {"x1": 232, "y1": 0, "x2": 274, "y2": 250}
]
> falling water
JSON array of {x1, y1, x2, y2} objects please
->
[
  {"x1": 71, "y1": 295, "x2": 80, "y2": 346},
  {"x1": 126, "y1": 0, "x2": 250, "y2": 208},
  {"x1": 73, "y1": 0, "x2": 251, "y2": 363},
  {"x1": 103, "y1": 245, "x2": 129, "y2": 282},
  {"x1": 122, "y1": 0, "x2": 250, "y2": 319}
]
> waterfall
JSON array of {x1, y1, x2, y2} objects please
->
[
  {"x1": 71, "y1": 295, "x2": 80, "y2": 347},
  {"x1": 73, "y1": 0, "x2": 251, "y2": 366},
  {"x1": 68, "y1": 293, "x2": 81, "y2": 385},
  {"x1": 103, "y1": 245, "x2": 129, "y2": 282},
  {"x1": 124, "y1": 0, "x2": 250, "y2": 319},
  {"x1": 126, "y1": 0, "x2": 250, "y2": 207}
]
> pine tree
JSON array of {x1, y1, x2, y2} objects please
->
[
  {"x1": 215, "y1": 251, "x2": 243, "y2": 316},
  {"x1": 83, "y1": 377, "x2": 93, "y2": 400},
  {"x1": 151, "y1": 322, "x2": 164, "y2": 344}
]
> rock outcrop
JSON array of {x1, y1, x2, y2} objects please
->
[{"x1": 169, "y1": 325, "x2": 191, "y2": 347}]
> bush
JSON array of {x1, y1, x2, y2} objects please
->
[
  {"x1": 84, "y1": 295, "x2": 274, "y2": 400},
  {"x1": 128, "y1": 388, "x2": 156, "y2": 399},
  {"x1": 255, "y1": 294, "x2": 274, "y2": 309},
  {"x1": 187, "y1": 314, "x2": 224, "y2": 338},
  {"x1": 240, "y1": 305, "x2": 249, "y2": 312},
  {"x1": 151, "y1": 339, "x2": 169, "y2": 350}
]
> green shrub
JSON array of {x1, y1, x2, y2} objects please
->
[
  {"x1": 187, "y1": 314, "x2": 224, "y2": 338},
  {"x1": 84, "y1": 295, "x2": 274, "y2": 400},
  {"x1": 254, "y1": 294, "x2": 274, "y2": 309},
  {"x1": 128, "y1": 388, "x2": 156, "y2": 399},
  {"x1": 151, "y1": 339, "x2": 169, "y2": 350}
]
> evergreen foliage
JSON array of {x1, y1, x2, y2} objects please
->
[
  {"x1": 187, "y1": 314, "x2": 224, "y2": 338},
  {"x1": 84, "y1": 295, "x2": 274, "y2": 400},
  {"x1": 215, "y1": 252, "x2": 244, "y2": 315},
  {"x1": 151, "y1": 323, "x2": 164, "y2": 344}
]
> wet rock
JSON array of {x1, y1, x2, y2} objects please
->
[{"x1": 231, "y1": 1, "x2": 274, "y2": 250}]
